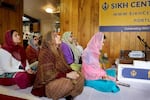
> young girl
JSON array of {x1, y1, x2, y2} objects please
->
[{"x1": 82, "y1": 32, "x2": 120, "y2": 93}]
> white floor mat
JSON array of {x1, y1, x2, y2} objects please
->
[{"x1": 0, "y1": 81, "x2": 150, "y2": 100}]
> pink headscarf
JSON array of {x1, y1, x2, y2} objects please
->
[
  {"x1": 81, "y1": 32, "x2": 106, "y2": 80},
  {"x1": 2, "y1": 30, "x2": 27, "y2": 68}
]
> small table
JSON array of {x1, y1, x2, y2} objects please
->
[{"x1": 119, "y1": 50, "x2": 150, "y2": 64}]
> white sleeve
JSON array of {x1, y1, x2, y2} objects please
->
[
  {"x1": 25, "y1": 60, "x2": 30, "y2": 71},
  {"x1": 0, "y1": 49, "x2": 24, "y2": 74},
  {"x1": 77, "y1": 45, "x2": 83, "y2": 54}
]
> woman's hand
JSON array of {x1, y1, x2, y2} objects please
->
[
  {"x1": 66, "y1": 71, "x2": 79, "y2": 80},
  {"x1": 102, "y1": 75, "x2": 110, "y2": 80},
  {"x1": 26, "y1": 69, "x2": 36, "y2": 74},
  {"x1": 102, "y1": 75, "x2": 116, "y2": 81}
]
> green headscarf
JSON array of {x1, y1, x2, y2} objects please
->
[{"x1": 62, "y1": 32, "x2": 81, "y2": 64}]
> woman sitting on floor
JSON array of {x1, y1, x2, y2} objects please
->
[
  {"x1": 0, "y1": 30, "x2": 36, "y2": 89},
  {"x1": 82, "y1": 32, "x2": 120, "y2": 93},
  {"x1": 31, "y1": 31, "x2": 84, "y2": 100},
  {"x1": 26, "y1": 34, "x2": 40, "y2": 71},
  {"x1": 62, "y1": 32, "x2": 82, "y2": 64},
  {"x1": 60, "y1": 36, "x2": 75, "y2": 65}
]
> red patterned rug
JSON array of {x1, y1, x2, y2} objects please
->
[{"x1": 0, "y1": 94, "x2": 26, "y2": 100}]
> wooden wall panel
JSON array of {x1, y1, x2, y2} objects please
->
[
  {"x1": 71, "y1": 0, "x2": 78, "y2": 38},
  {"x1": 146, "y1": 32, "x2": 150, "y2": 49},
  {"x1": 78, "y1": 0, "x2": 92, "y2": 48},
  {"x1": 0, "y1": 0, "x2": 23, "y2": 44},
  {"x1": 61, "y1": 0, "x2": 99, "y2": 48},
  {"x1": 0, "y1": 9, "x2": 2, "y2": 44},
  {"x1": 103, "y1": 32, "x2": 150, "y2": 64},
  {"x1": 129, "y1": 32, "x2": 136, "y2": 50},
  {"x1": 60, "y1": 0, "x2": 150, "y2": 64},
  {"x1": 110, "y1": 32, "x2": 121, "y2": 61},
  {"x1": 103, "y1": 32, "x2": 111, "y2": 56},
  {"x1": 60, "y1": 0, "x2": 70, "y2": 32}
]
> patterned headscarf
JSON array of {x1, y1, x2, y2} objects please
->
[
  {"x1": 28, "y1": 35, "x2": 40, "y2": 51},
  {"x1": 2, "y1": 30, "x2": 26, "y2": 68},
  {"x1": 82, "y1": 32, "x2": 106, "y2": 80},
  {"x1": 33, "y1": 31, "x2": 72, "y2": 88},
  {"x1": 62, "y1": 32, "x2": 81, "y2": 64}
]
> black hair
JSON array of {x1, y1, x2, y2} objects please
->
[
  {"x1": 104, "y1": 34, "x2": 106, "y2": 39},
  {"x1": 33, "y1": 35, "x2": 36, "y2": 39}
]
